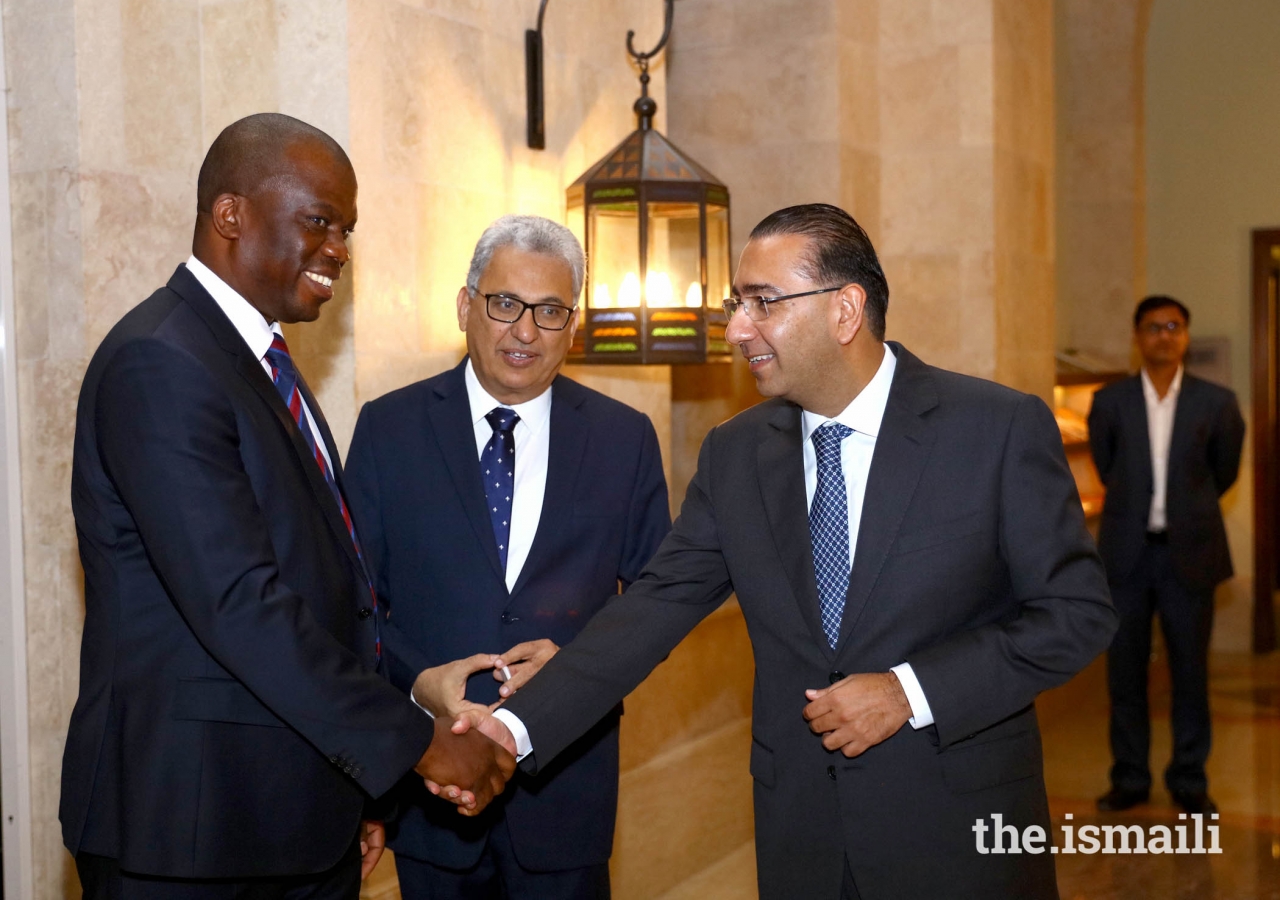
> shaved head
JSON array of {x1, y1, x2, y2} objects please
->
[{"x1": 196, "y1": 112, "x2": 350, "y2": 213}]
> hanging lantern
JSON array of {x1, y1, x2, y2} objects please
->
[{"x1": 566, "y1": 2, "x2": 732, "y2": 364}]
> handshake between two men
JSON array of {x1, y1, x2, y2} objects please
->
[{"x1": 408, "y1": 639, "x2": 555, "y2": 815}]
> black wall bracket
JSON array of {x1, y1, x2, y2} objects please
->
[{"x1": 525, "y1": 0, "x2": 550, "y2": 149}]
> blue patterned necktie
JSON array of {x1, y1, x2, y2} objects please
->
[
  {"x1": 810, "y1": 422, "x2": 854, "y2": 648},
  {"x1": 482, "y1": 407, "x2": 520, "y2": 570}
]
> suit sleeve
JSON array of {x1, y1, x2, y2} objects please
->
[
  {"x1": 1208, "y1": 391, "x2": 1245, "y2": 496},
  {"x1": 345, "y1": 403, "x2": 435, "y2": 696},
  {"x1": 618, "y1": 414, "x2": 672, "y2": 587},
  {"x1": 504, "y1": 426, "x2": 732, "y2": 773},
  {"x1": 907, "y1": 394, "x2": 1118, "y2": 747},
  {"x1": 95, "y1": 339, "x2": 432, "y2": 798},
  {"x1": 1087, "y1": 388, "x2": 1116, "y2": 483}
]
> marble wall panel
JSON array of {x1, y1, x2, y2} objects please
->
[
  {"x1": 3, "y1": 0, "x2": 79, "y2": 174},
  {"x1": 611, "y1": 718, "x2": 754, "y2": 899},
  {"x1": 200, "y1": 0, "x2": 280, "y2": 136},
  {"x1": 121, "y1": 0, "x2": 203, "y2": 173}
]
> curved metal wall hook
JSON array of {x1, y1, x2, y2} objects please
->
[{"x1": 626, "y1": 0, "x2": 674, "y2": 65}]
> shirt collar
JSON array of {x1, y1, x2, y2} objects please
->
[
  {"x1": 801, "y1": 344, "x2": 898, "y2": 443},
  {"x1": 1140, "y1": 365, "x2": 1183, "y2": 404},
  {"x1": 185, "y1": 256, "x2": 282, "y2": 361},
  {"x1": 464, "y1": 358, "x2": 553, "y2": 434}
]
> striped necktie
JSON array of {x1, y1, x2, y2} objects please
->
[{"x1": 264, "y1": 333, "x2": 380, "y2": 662}]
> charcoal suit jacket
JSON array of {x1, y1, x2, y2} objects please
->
[
  {"x1": 502, "y1": 343, "x2": 1117, "y2": 899},
  {"x1": 344, "y1": 360, "x2": 670, "y2": 872},
  {"x1": 61, "y1": 264, "x2": 434, "y2": 879},
  {"x1": 1088, "y1": 373, "x2": 1244, "y2": 592}
]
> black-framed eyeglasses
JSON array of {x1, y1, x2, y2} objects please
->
[
  {"x1": 720, "y1": 286, "x2": 844, "y2": 321},
  {"x1": 1140, "y1": 320, "x2": 1186, "y2": 337},
  {"x1": 481, "y1": 293, "x2": 576, "y2": 331}
]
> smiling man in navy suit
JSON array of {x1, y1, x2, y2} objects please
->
[
  {"x1": 345, "y1": 215, "x2": 670, "y2": 899},
  {"x1": 62, "y1": 113, "x2": 514, "y2": 900}
]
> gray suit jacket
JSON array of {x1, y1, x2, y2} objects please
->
[
  {"x1": 1089, "y1": 373, "x2": 1244, "y2": 592},
  {"x1": 503, "y1": 343, "x2": 1116, "y2": 899}
]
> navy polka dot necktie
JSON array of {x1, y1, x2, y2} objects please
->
[
  {"x1": 482, "y1": 407, "x2": 520, "y2": 570},
  {"x1": 810, "y1": 422, "x2": 853, "y2": 648}
]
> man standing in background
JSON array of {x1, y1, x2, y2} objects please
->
[
  {"x1": 1091, "y1": 295, "x2": 1245, "y2": 816},
  {"x1": 345, "y1": 215, "x2": 670, "y2": 899}
]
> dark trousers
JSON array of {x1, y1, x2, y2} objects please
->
[
  {"x1": 393, "y1": 815, "x2": 609, "y2": 900},
  {"x1": 76, "y1": 844, "x2": 361, "y2": 900},
  {"x1": 1106, "y1": 539, "x2": 1215, "y2": 795}
]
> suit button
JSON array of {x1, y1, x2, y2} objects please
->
[
  {"x1": 827, "y1": 765, "x2": 837, "y2": 781},
  {"x1": 501, "y1": 612, "x2": 520, "y2": 624},
  {"x1": 829, "y1": 671, "x2": 845, "y2": 685},
  {"x1": 357, "y1": 607, "x2": 373, "y2": 620}
]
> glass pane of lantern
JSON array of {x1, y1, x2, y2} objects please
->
[
  {"x1": 646, "y1": 202, "x2": 703, "y2": 310},
  {"x1": 706, "y1": 204, "x2": 732, "y2": 357},
  {"x1": 587, "y1": 203, "x2": 640, "y2": 310}
]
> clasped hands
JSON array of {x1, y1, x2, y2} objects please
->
[
  {"x1": 411, "y1": 640, "x2": 556, "y2": 816},
  {"x1": 802, "y1": 671, "x2": 912, "y2": 757}
]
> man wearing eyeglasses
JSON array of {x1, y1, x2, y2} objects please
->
[
  {"x1": 1089, "y1": 295, "x2": 1244, "y2": 818},
  {"x1": 344, "y1": 215, "x2": 670, "y2": 899},
  {"x1": 472, "y1": 203, "x2": 1116, "y2": 898}
]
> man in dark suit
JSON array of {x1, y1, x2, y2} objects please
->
[
  {"x1": 344, "y1": 215, "x2": 670, "y2": 899},
  {"x1": 1089, "y1": 295, "x2": 1244, "y2": 816},
  {"x1": 62, "y1": 113, "x2": 513, "y2": 900},
  {"x1": 469, "y1": 204, "x2": 1117, "y2": 899}
]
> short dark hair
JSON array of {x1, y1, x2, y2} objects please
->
[
  {"x1": 749, "y1": 203, "x2": 890, "y2": 339},
  {"x1": 196, "y1": 113, "x2": 350, "y2": 213},
  {"x1": 1133, "y1": 294, "x2": 1190, "y2": 329}
]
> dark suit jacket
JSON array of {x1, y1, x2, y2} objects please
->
[
  {"x1": 1089, "y1": 373, "x2": 1244, "y2": 592},
  {"x1": 502, "y1": 343, "x2": 1116, "y2": 899},
  {"x1": 344, "y1": 360, "x2": 670, "y2": 871},
  {"x1": 61, "y1": 265, "x2": 434, "y2": 879}
]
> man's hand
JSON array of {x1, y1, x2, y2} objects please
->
[
  {"x1": 802, "y1": 671, "x2": 912, "y2": 758},
  {"x1": 413, "y1": 716, "x2": 516, "y2": 816},
  {"x1": 412, "y1": 654, "x2": 500, "y2": 718},
  {"x1": 359, "y1": 819, "x2": 386, "y2": 880},
  {"x1": 452, "y1": 706, "x2": 518, "y2": 757},
  {"x1": 494, "y1": 638, "x2": 559, "y2": 698}
]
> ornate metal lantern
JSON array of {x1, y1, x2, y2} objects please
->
[{"x1": 566, "y1": 4, "x2": 732, "y2": 364}]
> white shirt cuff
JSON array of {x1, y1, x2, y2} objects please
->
[
  {"x1": 890, "y1": 663, "x2": 935, "y2": 729},
  {"x1": 492, "y1": 709, "x2": 533, "y2": 761}
]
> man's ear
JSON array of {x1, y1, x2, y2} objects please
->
[
  {"x1": 456, "y1": 286, "x2": 473, "y2": 332},
  {"x1": 210, "y1": 194, "x2": 244, "y2": 241},
  {"x1": 834, "y1": 283, "x2": 867, "y2": 346}
]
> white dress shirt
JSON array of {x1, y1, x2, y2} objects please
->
[
  {"x1": 799, "y1": 345, "x2": 934, "y2": 730},
  {"x1": 184, "y1": 256, "x2": 334, "y2": 473},
  {"x1": 463, "y1": 359, "x2": 553, "y2": 591},
  {"x1": 1141, "y1": 365, "x2": 1183, "y2": 532}
]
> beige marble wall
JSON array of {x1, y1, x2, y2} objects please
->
[{"x1": 1054, "y1": 0, "x2": 1152, "y2": 368}]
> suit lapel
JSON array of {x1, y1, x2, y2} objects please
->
[
  {"x1": 510, "y1": 377, "x2": 588, "y2": 597},
  {"x1": 1124, "y1": 377, "x2": 1153, "y2": 490},
  {"x1": 426, "y1": 362, "x2": 507, "y2": 586},
  {"x1": 757, "y1": 401, "x2": 832, "y2": 658},
  {"x1": 836, "y1": 345, "x2": 938, "y2": 651},
  {"x1": 1166, "y1": 374, "x2": 1199, "y2": 485},
  {"x1": 169, "y1": 266, "x2": 365, "y2": 576}
]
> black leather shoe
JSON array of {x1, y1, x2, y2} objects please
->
[
  {"x1": 1096, "y1": 787, "x2": 1149, "y2": 812},
  {"x1": 1171, "y1": 791, "x2": 1218, "y2": 816}
]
